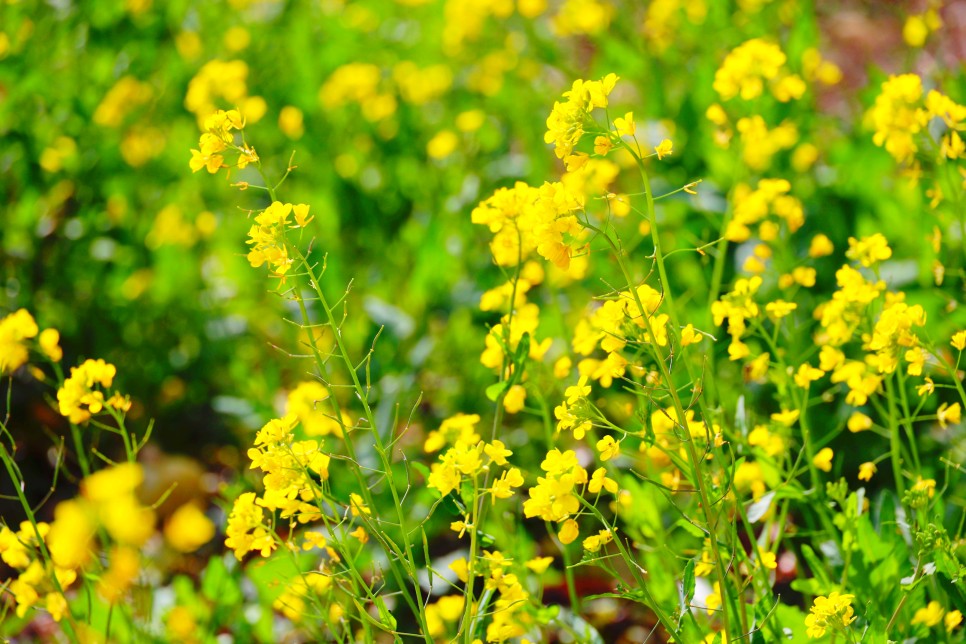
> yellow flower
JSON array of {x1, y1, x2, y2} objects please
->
[
  {"x1": 596, "y1": 435, "x2": 621, "y2": 461},
  {"x1": 562, "y1": 379, "x2": 590, "y2": 409},
  {"x1": 794, "y1": 363, "x2": 825, "y2": 388},
  {"x1": 427, "y1": 130, "x2": 459, "y2": 159},
  {"x1": 809, "y1": 234, "x2": 834, "y2": 258},
  {"x1": 912, "y1": 477, "x2": 936, "y2": 498},
  {"x1": 654, "y1": 138, "x2": 673, "y2": 159},
  {"x1": 292, "y1": 203, "x2": 313, "y2": 228},
  {"x1": 489, "y1": 468, "x2": 524, "y2": 503},
  {"x1": 503, "y1": 384, "x2": 527, "y2": 414},
  {"x1": 805, "y1": 592, "x2": 856, "y2": 638},
  {"x1": 0, "y1": 309, "x2": 39, "y2": 373},
  {"x1": 681, "y1": 324, "x2": 704, "y2": 346},
  {"x1": 847, "y1": 412, "x2": 873, "y2": 433},
  {"x1": 588, "y1": 468, "x2": 618, "y2": 495},
  {"x1": 705, "y1": 582, "x2": 721, "y2": 615},
  {"x1": 544, "y1": 74, "x2": 618, "y2": 158},
  {"x1": 278, "y1": 106, "x2": 304, "y2": 139},
  {"x1": 946, "y1": 610, "x2": 963, "y2": 632},
  {"x1": 858, "y1": 462, "x2": 877, "y2": 481},
  {"x1": 904, "y1": 15, "x2": 929, "y2": 47},
  {"x1": 846, "y1": 233, "x2": 892, "y2": 267},
  {"x1": 456, "y1": 109, "x2": 486, "y2": 132},
  {"x1": 765, "y1": 300, "x2": 797, "y2": 319},
  {"x1": 613, "y1": 111, "x2": 635, "y2": 137},
  {"x1": 484, "y1": 440, "x2": 513, "y2": 466},
  {"x1": 225, "y1": 492, "x2": 274, "y2": 560},
  {"x1": 594, "y1": 135, "x2": 613, "y2": 155},
  {"x1": 57, "y1": 359, "x2": 120, "y2": 424},
  {"x1": 558, "y1": 519, "x2": 579, "y2": 545},
  {"x1": 714, "y1": 39, "x2": 803, "y2": 102},
  {"x1": 903, "y1": 11, "x2": 941, "y2": 48},
  {"x1": 449, "y1": 558, "x2": 468, "y2": 583},
  {"x1": 868, "y1": 74, "x2": 926, "y2": 164},
  {"x1": 97, "y1": 546, "x2": 140, "y2": 604},
  {"x1": 938, "y1": 402, "x2": 962, "y2": 429},
  {"x1": 164, "y1": 503, "x2": 215, "y2": 553},
  {"x1": 951, "y1": 331, "x2": 966, "y2": 351},
  {"x1": 38, "y1": 328, "x2": 62, "y2": 362},
  {"x1": 912, "y1": 601, "x2": 945, "y2": 628},
  {"x1": 582, "y1": 528, "x2": 613, "y2": 553},
  {"x1": 525, "y1": 556, "x2": 553, "y2": 574},
  {"x1": 166, "y1": 606, "x2": 197, "y2": 640},
  {"x1": 758, "y1": 551, "x2": 777, "y2": 570},
  {"x1": 770, "y1": 409, "x2": 800, "y2": 427},
  {"x1": 813, "y1": 447, "x2": 834, "y2": 473}
]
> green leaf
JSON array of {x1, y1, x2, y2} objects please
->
[
  {"x1": 201, "y1": 555, "x2": 242, "y2": 606},
  {"x1": 675, "y1": 517, "x2": 707, "y2": 539},
  {"x1": 683, "y1": 558, "x2": 696, "y2": 608},
  {"x1": 486, "y1": 381, "x2": 508, "y2": 401},
  {"x1": 376, "y1": 599, "x2": 398, "y2": 631}
]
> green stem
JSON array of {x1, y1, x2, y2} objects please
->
[{"x1": 0, "y1": 440, "x2": 80, "y2": 642}]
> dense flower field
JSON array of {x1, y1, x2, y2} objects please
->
[{"x1": 3, "y1": 0, "x2": 966, "y2": 642}]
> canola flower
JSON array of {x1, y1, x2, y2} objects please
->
[
  {"x1": 805, "y1": 592, "x2": 857, "y2": 638},
  {"x1": 57, "y1": 358, "x2": 130, "y2": 424},
  {"x1": 165, "y1": 49, "x2": 966, "y2": 643},
  {"x1": 869, "y1": 73, "x2": 966, "y2": 170},
  {"x1": 0, "y1": 310, "x2": 62, "y2": 374},
  {"x1": 713, "y1": 39, "x2": 805, "y2": 102}
]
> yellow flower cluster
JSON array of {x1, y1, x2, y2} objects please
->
[
  {"x1": 713, "y1": 39, "x2": 805, "y2": 102},
  {"x1": 226, "y1": 413, "x2": 364, "y2": 565},
  {"x1": 805, "y1": 591, "x2": 856, "y2": 638},
  {"x1": 866, "y1": 299, "x2": 927, "y2": 375},
  {"x1": 523, "y1": 449, "x2": 588, "y2": 543},
  {"x1": 552, "y1": 0, "x2": 614, "y2": 36},
  {"x1": 868, "y1": 74, "x2": 927, "y2": 164},
  {"x1": 0, "y1": 309, "x2": 39, "y2": 373},
  {"x1": 911, "y1": 600, "x2": 963, "y2": 632},
  {"x1": 4, "y1": 463, "x2": 160, "y2": 621},
  {"x1": 712, "y1": 276, "x2": 762, "y2": 360},
  {"x1": 726, "y1": 179, "x2": 804, "y2": 243},
  {"x1": 247, "y1": 415, "x2": 331, "y2": 522},
  {"x1": 644, "y1": 0, "x2": 707, "y2": 52},
  {"x1": 478, "y1": 551, "x2": 533, "y2": 641},
  {"x1": 0, "y1": 522, "x2": 74, "y2": 621},
  {"x1": 56, "y1": 358, "x2": 129, "y2": 424},
  {"x1": 189, "y1": 109, "x2": 257, "y2": 175},
  {"x1": 225, "y1": 491, "x2": 275, "y2": 560},
  {"x1": 184, "y1": 59, "x2": 265, "y2": 126},
  {"x1": 480, "y1": 302, "x2": 552, "y2": 372},
  {"x1": 425, "y1": 594, "x2": 465, "y2": 639},
  {"x1": 320, "y1": 63, "x2": 397, "y2": 123},
  {"x1": 393, "y1": 62, "x2": 453, "y2": 105},
  {"x1": 0, "y1": 309, "x2": 62, "y2": 374},
  {"x1": 869, "y1": 74, "x2": 966, "y2": 167},
  {"x1": 93, "y1": 76, "x2": 153, "y2": 128},
  {"x1": 245, "y1": 201, "x2": 313, "y2": 275},
  {"x1": 273, "y1": 573, "x2": 338, "y2": 623},
  {"x1": 736, "y1": 116, "x2": 799, "y2": 171},
  {"x1": 426, "y1": 414, "x2": 520, "y2": 501},
  {"x1": 544, "y1": 73, "x2": 618, "y2": 161},
  {"x1": 472, "y1": 181, "x2": 584, "y2": 269}
]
